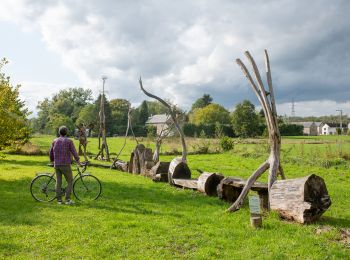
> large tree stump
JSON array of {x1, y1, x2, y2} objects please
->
[
  {"x1": 197, "y1": 172, "x2": 224, "y2": 196},
  {"x1": 269, "y1": 174, "x2": 331, "y2": 224},
  {"x1": 168, "y1": 157, "x2": 191, "y2": 184},
  {"x1": 131, "y1": 144, "x2": 145, "y2": 174}
]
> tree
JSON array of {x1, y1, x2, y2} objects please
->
[
  {"x1": 50, "y1": 88, "x2": 92, "y2": 122},
  {"x1": 35, "y1": 98, "x2": 51, "y2": 133},
  {"x1": 147, "y1": 100, "x2": 168, "y2": 115},
  {"x1": 47, "y1": 113, "x2": 75, "y2": 136},
  {"x1": 110, "y1": 98, "x2": 131, "y2": 129},
  {"x1": 189, "y1": 103, "x2": 230, "y2": 125},
  {"x1": 231, "y1": 100, "x2": 260, "y2": 138},
  {"x1": 0, "y1": 58, "x2": 30, "y2": 149},
  {"x1": 76, "y1": 104, "x2": 97, "y2": 131},
  {"x1": 191, "y1": 94, "x2": 213, "y2": 111},
  {"x1": 138, "y1": 100, "x2": 149, "y2": 125}
]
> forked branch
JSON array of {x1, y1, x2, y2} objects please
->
[{"x1": 139, "y1": 77, "x2": 187, "y2": 162}]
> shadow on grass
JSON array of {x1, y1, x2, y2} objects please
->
[
  {"x1": 317, "y1": 216, "x2": 350, "y2": 229},
  {"x1": 0, "y1": 174, "x2": 227, "y2": 227},
  {"x1": 0, "y1": 157, "x2": 48, "y2": 167}
]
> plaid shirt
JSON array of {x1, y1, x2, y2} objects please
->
[{"x1": 50, "y1": 137, "x2": 80, "y2": 166}]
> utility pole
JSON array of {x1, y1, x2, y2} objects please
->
[{"x1": 336, "y1": 109, "x2": 343, "y2": 134}]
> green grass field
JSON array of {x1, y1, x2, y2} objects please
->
[{"x1": 0, "y1": 135, "x2": 349, "y2": 258}]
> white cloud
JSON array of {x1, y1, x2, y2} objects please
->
[{"x1": 1, "y1": 0, "x2": 350, "y2": 116}]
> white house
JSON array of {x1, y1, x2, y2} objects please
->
[{"x1": 321, "y1": 123, "x2": 341, "y2": 135}]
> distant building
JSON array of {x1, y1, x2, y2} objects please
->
[
  {"x1": 314, "y1": 122, "x2": 324, "y2": 135},
  {"x1": 321, "y1": 123, "x2": 346, "y2": 135},
  {"x1": 145, "y1": 114, "x2": 174, "y2": 136},
  {"x1": 290, "y1": 122, "x2": 318, "y2": 136}
]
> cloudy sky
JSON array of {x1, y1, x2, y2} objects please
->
[{"x1": 1, "y1": 0, "x2": 350, "y2": 117}]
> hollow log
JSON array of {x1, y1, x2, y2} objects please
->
[
  {"x1": 197, "y1": 172, "x2": 224, "y2": 196},
  {"x1": 218, "y1": 177, "x2": 269, "y2": 210},
  {"x1": 269, "y1": 174, "x2": 331, "y2": 224},
  {"x1": 150, "y1": 161, "x2": 170, "y2": 177},
  {"x1": 152, "y1": 173, "x2": 168, "y2": 182},
  {"x1": 168, "y1": 157, "x2": 191, "y2": 184}
]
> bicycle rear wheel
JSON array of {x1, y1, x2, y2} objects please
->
[
  {"x1": 73, "y1": 174, "x2": 102, "y2": 201},
  {"x1": 30, "y1": 174, "x2": 56, "y2": 202}
]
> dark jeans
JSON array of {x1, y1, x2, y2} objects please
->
[{"x1": 55, "y1": 165, "x2": 73, "y2": 201}]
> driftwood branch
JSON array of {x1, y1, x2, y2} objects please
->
[
  {"x1": 229, "y1": 50, "x2": 283, "y2": 212},
  {"x1": 139, "y1": 77, "x2": 187, "y2": 162}
]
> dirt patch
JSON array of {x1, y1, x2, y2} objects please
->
[{"x1": 340, "y1": 228, "x2": 350, "y2": 247}]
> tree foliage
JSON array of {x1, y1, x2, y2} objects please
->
[
  {"x1": 0, "y1": 58, "x2": 30, "y2": 149},
  {"x1": 231, "y1": 100, "x2": 260, "y2": 138},
  {"x1": 189, "y1": 103, "x2": 230, "y2": 125},
  {"x1": 191, "y1": 94, "x2": 213, "y2": 111},
  {"x1": 138, "y1": 100, "x2": 149, "y2": 125}
]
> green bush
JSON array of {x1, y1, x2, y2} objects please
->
[{"x1": 220, "y1": 136, "x2": 234, "y2": 151}]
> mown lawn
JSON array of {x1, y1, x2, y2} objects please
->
[{"x1": 0, "y1": 135, "x2": 349, "y2": 258}]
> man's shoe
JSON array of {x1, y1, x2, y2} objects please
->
[
  {"x1": 57, "y1": 201, "x2": 63, "y2": 205},
  {"x1": 65, "y1": 200, "x2": 75, "y2": 205}
]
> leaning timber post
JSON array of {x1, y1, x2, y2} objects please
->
[
  {"x1": 228, "y1": 50, "x2": 284, "y2": 212},
  {"x1": 139, "y1": 78, "x2": 190, "y2": 184}
]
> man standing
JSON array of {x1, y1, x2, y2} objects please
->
[{"x1": 50, "y1": 126, "x2": 81, "y2": 205}]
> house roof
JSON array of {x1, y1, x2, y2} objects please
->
[
  {"x1": 323, "y1": 123, "x2": 343, "y2": 128},
  {"x1": 290, "y1": 122, "x2": 315, "y2": 128},
  {"x1": 314, "y1": 122, "x2": 323, "y2": 127},
  {"x1": 146, "y1": 114, "x2": 171, "y2": 124}
]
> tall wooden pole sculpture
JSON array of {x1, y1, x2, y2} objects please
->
[
  {"x1": 228, "y1": 50, "x2": 285, "y2": 212},
  {"x1": 95, "y1": 76, "x2": 110, "y2": 161},
  {"x1": 77, "y1": 124, "x2": 88, "y2": 161}
]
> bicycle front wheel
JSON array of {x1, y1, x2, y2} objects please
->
[
  {"x1": 30, "y1": 174, "x2": 56, "y2": 202},
  {"x1": 73, "y1": 174, "x2": 102, "y2": 201}
]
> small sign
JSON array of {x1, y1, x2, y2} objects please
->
[{"x1": 249, "y1": 195, "x2": 261, "y2": 215}]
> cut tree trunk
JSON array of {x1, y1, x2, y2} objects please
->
[
  {"x1": 132, "y1": 144, "x2": 145, "y2": 174},
  {"x1": 168, "y1": 157, "x2": 191, "y2": 184},
  {"x1": 218, "y1": 177, "x2": 269, "y2": 210},
  {"x1": 114, "y1": 160, "x2": 129, "y2": 172},
  {"x1": 269, "y1": 174, "x2": 331, "y2": 224},
  {"x1": 197, "y1": 172, "x2": 224, "y2": 196},
  {"x1": 128, "y1": 152, "x2": 134, "y2": 173}
]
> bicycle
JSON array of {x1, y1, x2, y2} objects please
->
[{"x1": 30, "y1": 162, "x2": 102, "y2": 202}]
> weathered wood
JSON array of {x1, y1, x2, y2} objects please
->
[
  {"x1": 197, "y1": 172, "x2": 224, "y2": 196},
  {"x1": 152, "y1": 173, "x2": 168, "y2": 182},
  {"x1": 229, "y1": 50, "x2": 284, "y2": 212},
  {"x1": 172, "y1": 179, "x2": 198, "y2": 189},
  {"x1": 132, "y1": 144, "x2": 145, "y2": 174},
  {"x1": 218, "y1": 177, "x2": 269, "y2": 210},
  {"x1": 140, "y1": 148, "x2": 153, "y2": 175},
  {"x1": 114, "y1": 160, "x2": 129, "y2": 172},
  {"x1": 128, "y1": 152, "x2": 134, "y2": 173},
  {"x1": 150, "y1": 161, "x2": 170, "y2": 177},
  {"x1": 270, "y1": 174, "x2": 331, "y2": 224},
  {"x1": 168, "y1": 157, "x2": 191, "y2": 184},
  {"x1": 88, "y1": 163, "x2": 111, "y2": 169},
  {"x1": 250, "y1": 216, "x2": 262, "y2": 228}
]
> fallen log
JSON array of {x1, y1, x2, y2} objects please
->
[
  {"x1": 270, "y1": 174, "x2": 331, "y2": 224},
  {"x1": 114, "y1": 160, "x2": 128, "y2": 172},
  {"x1": 152, "y1": 173, "x2": 168, "y2": 182},
  {"x1": 168, "y1": 157, "x2": 191, "y2": 184},
  {"x1": 172, "y1": 179, "x2": 198, "y2": 189},
  {"x1": 149, "y1": 162, "x2": 170, "y2": 182},
  {"x1": 197, "y1": 172, "x2": 224, "y2": 196},
  {"x1": 217, "y1": 177, "x2": 269, "y2": 210}
]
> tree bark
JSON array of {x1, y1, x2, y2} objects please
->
[
  {"x1": 269, "y1": 174, "x2": 331, "y2": 223},
  {"x1": 197, "y1": 172, "x2": 224, "y2": 196}
]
